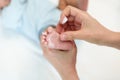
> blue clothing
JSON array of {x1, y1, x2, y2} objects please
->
[
  {"x1": 1, "y1": 0, "x2": 61, "y2": 45},
  {"x1": 0, "y1": 1, "x2": 62, "y2": 80}
]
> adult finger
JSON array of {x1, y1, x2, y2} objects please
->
[
  {"x1": 59, "y1": 6, "x2": 80, "y2": 24},
  {"x1": 60, "y1": 30, "x2": 82, "y2": 41}
]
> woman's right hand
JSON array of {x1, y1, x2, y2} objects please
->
[{"x1": 57, "y1": 6, "x2": 115, "y2": 46}]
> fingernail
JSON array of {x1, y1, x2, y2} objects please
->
[{"x1": 62, "y1": 17, "x2": 68, "y2": 24}]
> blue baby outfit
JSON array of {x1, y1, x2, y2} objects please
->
[{"x1": 2, "y1": 0, "x2": 61, "y2": 45}]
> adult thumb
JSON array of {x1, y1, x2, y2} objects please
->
[{"x1": 60, "y1": 31, "x2": 79, "y2": 41}]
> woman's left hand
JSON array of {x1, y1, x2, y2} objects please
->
[{"x1": 40, "y1": 28, "x2": 79, "y2": 80}]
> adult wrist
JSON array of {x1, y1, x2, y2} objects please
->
[
  {"x1": 108, "y1": 32, "x2": 120, "y2": 49},
  {"x1": 58, "y1": 67, "x2": 79, "y2": 80},
  {"x1": 103, "y1": 31, "x2": 120, "y2": 49}
]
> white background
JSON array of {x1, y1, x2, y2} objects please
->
[{"x1": 77, "y1": 0, "x2": 120, "y2": 80}]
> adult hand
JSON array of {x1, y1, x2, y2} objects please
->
[
  {"x1": 57, "y1": 6, "x2": 118, "y2": 47},
  {"x1": 40, "y1": 30, "x2": 79, "y2": 80}
]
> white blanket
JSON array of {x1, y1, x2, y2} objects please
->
[{"x1": 0, "y1": 0, "x2": 61, "y2": 80}]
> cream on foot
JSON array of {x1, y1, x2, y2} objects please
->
[{"x1": 41, "y1": 27, "x2": 73, "y2": 50}]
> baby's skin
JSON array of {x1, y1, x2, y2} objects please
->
[
  {"x1": 41, "y1": 0, "x2": 88, "y2": 50},
  {"x1": 0, "y1": 0, "x2": 10, "y2": 9},
  {"x1": 41, "y1": 27, "x2": 73, "y2": 51},
  {"x1": 40, "y1": 27, "x2": 78, "y2": 80}
]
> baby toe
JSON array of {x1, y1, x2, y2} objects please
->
[
  {"x1": 41, "y1": 35, "x2": 48, "y2": 46},
  {"x1": 42, "y1": 31, "x2": 48, "y2": 36},
  {"x1": 47, "y1": 27, "x2": 55, "y2": 33}
]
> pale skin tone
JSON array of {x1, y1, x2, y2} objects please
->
[
  {"x1": 42, "y1": 27, "x2": 73, "y2": 50},
  {"x1": 41, "y1": 5, "x2": 120, "y2": 80},
  {"x1": 56, "y1": 6, "x2": 120, "y2": 79},
  {"x1": 0, "y1": 1, "x2": 88, "y2": 80},
  {"x1": 0, "y1": 0, "x2": 11, "y2": 9},
  {"x1": 0, "y1": 1, "x2": 86, "y2": 80},
  {"x1": 40, "y1": 27, "x2": 79, "y2": 80},
  {"x1": 40, "y1": 0, "x2": 88, "y2": 80},
  {"x1": 58, "y1": 0, "x2": 88, "y2": 11},
  {"x1": 57, "y1": 6, "x2": 120, "y2": 50}
]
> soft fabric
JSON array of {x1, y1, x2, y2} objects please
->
[
  {"x1": 0, "y1": 0, "x2": 62, "y2": 80},
  {"x1": 1, "y1": 0, "x2": 61, "y2": 45}
]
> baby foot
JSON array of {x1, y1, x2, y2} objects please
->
[
  {"x1": 40, "y1": 28, "x2": 77, "y2": 80},
  {"x1": 41, "y1": 27, "x2": 73, "y2": 50}
]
